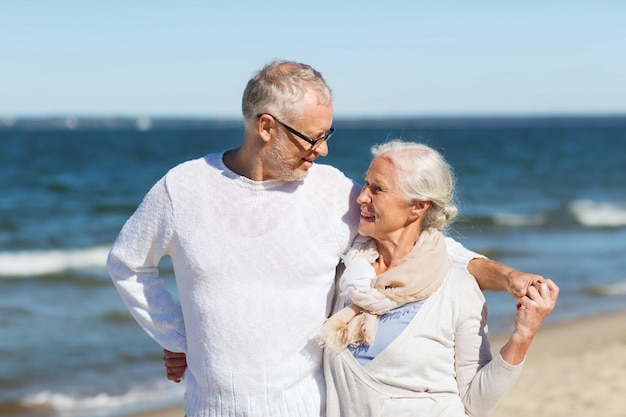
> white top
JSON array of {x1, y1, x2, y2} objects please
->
[
  {"x1": 324, "y1": 265, "x2": 523, "y2": 417},
  {"x1": 107, "y1": 151, "x2": 480, "y2": 417}
]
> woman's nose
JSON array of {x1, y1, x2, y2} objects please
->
[{"x1": 356, "y1": 186, "x2": 370, "y2": 204}]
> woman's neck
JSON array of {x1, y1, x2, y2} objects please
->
[{"x1": 373, "y1": 229, "x2": 423, "y2": 274}]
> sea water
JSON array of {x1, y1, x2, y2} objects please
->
[{"x1": 1, "y1": 116, "x2": 625, "y2": 417}]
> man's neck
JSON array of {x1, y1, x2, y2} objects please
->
[{"x1": 222, "y1": 146, "x2": 264, "y2": 181}]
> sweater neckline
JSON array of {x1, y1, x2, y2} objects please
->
[{"x1": 215, "y1": 150, "x2": 304, "y2": 191}]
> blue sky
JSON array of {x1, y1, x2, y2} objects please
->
[{"x1": 1, "y1": 1, "x2": 624, "y2": 118}]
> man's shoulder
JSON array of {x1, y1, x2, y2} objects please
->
[
  {"x1": 167, "y1": 152, "x2": 222, "y2": 176},
  {"x1": 157, "y1": 152, "x2": 224, "y2": 194},
  {"x1": 309, "y1": 163, "x2": 356, "y2": 184},
  {"x1": 306, "y1": 164, "x2": 360, "y2": 200}
]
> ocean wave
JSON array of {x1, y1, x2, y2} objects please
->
[
  {"x1": 493, "y1": 213, "x2": 547, "y2": 227},
  {"x1": 585, "y1": 281, "x2": 626, "y2": 297},
  {"x1": 569, "y1": 199, "x2": 626, "y2": 227},
  {"x1": 0, "y1": 246, "x2": 110, "y2": 277},
  {"x1": 15, "y1": 380, "x2": 184, "y2": 417},
  {"x1": 462, "y1": 199, "x2": 626, "y2": 229}
]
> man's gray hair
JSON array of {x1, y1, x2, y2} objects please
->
[{"x1": 241, "y1": 60, "x2": 332, "y2": 126}]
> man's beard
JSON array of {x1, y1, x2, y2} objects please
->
[{"x1": 261, "y1": 137, "x2": 308, "y2": 181}]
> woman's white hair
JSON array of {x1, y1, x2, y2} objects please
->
[{"x1": 371, "y1": 140, "x2": 458, "y2": 230}]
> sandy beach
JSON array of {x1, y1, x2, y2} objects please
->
[
  {"x1": 489, "y1": 309, "x2": 626, "y2": 417},
  {"x1": 129, "y1": 309, "x2": 626, "y2": 417}
]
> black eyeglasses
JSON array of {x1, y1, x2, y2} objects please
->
[{"x1": 256, "y1": 113, "x2": 335, "y2": 147}]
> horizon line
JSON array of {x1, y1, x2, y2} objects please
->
[
  {"x1": 3, "y1": 113, "x2": 626, "y2": 131},
  {"x1": 2, "y1": 111, "x2": 626, "y2": 120}
]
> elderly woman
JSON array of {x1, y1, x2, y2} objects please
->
[{"x1": 319, "y1": 140, "x2": 559, "y2": 417}]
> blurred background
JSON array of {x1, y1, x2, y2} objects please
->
[{"x1": 1, "y1": 2, "x2": 625, "y2": 417}]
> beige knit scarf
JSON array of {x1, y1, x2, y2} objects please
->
[{"x1": 318, "y1": 229, "x2": 450, "y2": 355}]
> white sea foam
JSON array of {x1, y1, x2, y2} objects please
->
[
  {"x1": 20, "y1": 380, "x2": 184, "y2": 417},
  {"x1": 0, "y1": 246, "x2": 110, "y2": 276},
  {"x1": 588, "y1": 281, "x2": 626, "y2": 296},
  {"x1": 493, "y1": 213, "x2": 546, "y2": 227},
  {"x1": 570, "y1": 199, "x2": 626, "y2": 227}
]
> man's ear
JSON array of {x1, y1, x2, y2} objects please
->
[{"x1": 257, "y1": 114, "x2": 274, "y2": 144}]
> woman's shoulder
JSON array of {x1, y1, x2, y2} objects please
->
[{"x1": 442, "y1": 264, "x2": 486, "y2": 301}]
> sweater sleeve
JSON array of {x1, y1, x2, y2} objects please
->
[
  {"x1": 453, "y1": 277, "x2": 523, "y2": 417},
  {"x1": 444, "y1": 237, "x2": 487, "y2": 271},
  {"x1": 107, "y1": 177, "x2": 187, "y2": 353}
]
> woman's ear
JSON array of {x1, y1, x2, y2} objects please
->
[{"x1": 411, "y1": 200, "x2": 430, "y2": 219}]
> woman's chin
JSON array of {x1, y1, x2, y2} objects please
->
[{"x1": 357, "y1": 225, "x2": 373, "y2": 237}]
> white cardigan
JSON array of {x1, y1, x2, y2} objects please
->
[{"x1": 324, "y1": 265, "x2": 523, "y2": 417}]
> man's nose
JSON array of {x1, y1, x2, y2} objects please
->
[{"x1": 313, "y1": 140, "x2": 329, "y2": 157}]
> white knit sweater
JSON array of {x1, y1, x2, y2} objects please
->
[{"x1": 107, "y1": 151, "x2": 479, "y2": 417}]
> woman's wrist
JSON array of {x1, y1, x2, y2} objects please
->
[{"x1": 500, "y1": 333, "x2": 533, "y2": 365}]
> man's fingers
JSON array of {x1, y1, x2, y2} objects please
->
[
  {"x1": 164, "y1": 357, "x2": 187, "y2": 367},
  {"x1": 167, "y1": 374, "x2": 182, "y2": 383},
  {"x1": 163, "y1": 349, "x2": 187, "y2": 383}
]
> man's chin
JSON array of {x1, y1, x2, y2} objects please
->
[
  {"x1": 277, "y1": 169, "x2": 308, "y2": 182},
  {"x1": 297, "y1": 169, "x2": 309, "y2": 180},
  {"x1": 289, "y1": 165, "x2": 310, "y2": 181}
]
